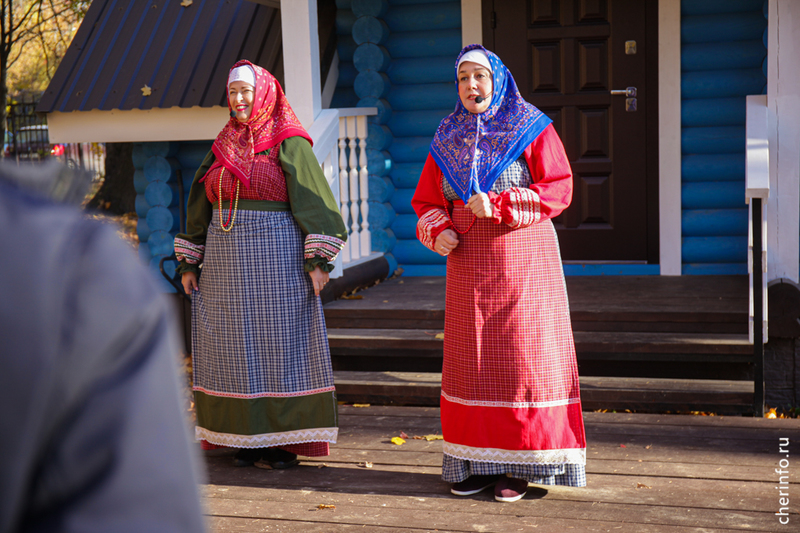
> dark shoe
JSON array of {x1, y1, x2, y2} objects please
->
[
  {"x1": 232, "y1": 448, "x2": 264, "y2": 467},
  {"x1": 494, "y1": 476, "x2": 528, "y2": 502},
  {"x1": 262, "y1": 448, "x2": 299, "y2": 469},
  {"x1": 450, "y1": 474, "x2": 502, "y2": 496}
]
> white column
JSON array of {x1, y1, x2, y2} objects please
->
[
  {"x1": 658, "y1": 0, "x2": 682, "y2": 275},
  {"x1": 767, "y1": 0, "x2": 800, "y2": 283},
  {"x1": 280, "y1": 0, "x2": 321, "y2": 129}
]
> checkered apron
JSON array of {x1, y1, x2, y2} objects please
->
[
  {"x1": 439, "y1": 159, "x2": 586, "y2": 485},
  {"x1": 192, "y1": 209, "x2": 336, "y2": 453}
]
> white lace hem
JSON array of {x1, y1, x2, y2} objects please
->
[
  {"x1": 196, "y1": 426, "x2": 338, "y2": 448},
  {"x1": 441, "y1": 391, "x2": 581, "y2": 409},
  {"x1": 443, "y1": 441, "x2": 586, "y2": 465}
]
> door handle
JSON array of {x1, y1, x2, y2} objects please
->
[{"x1": 610, "y1": 87, "x2": 637, "y2": 97}]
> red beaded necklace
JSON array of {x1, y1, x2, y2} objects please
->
[{"x1": 218, "y1": 170, "x2": 240, "y2": 232}]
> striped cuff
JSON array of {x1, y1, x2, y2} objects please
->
[
  {"x1": 501, "y1": 187, "x2": 541, "y2": 229},
  {"x1": 417, "y1": 208, "x2": 452, "y2": 251},
  {"x1": 174, "y1": 237, "x2": 205, "y2": 265},
  {"x1": 304, "y1": 234, "x2": 346, "y2": 263}
]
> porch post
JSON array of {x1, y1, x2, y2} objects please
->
[
  {"x1": 280, "y1": 0, "x2": 321, "y2": 128},
  {"x1": 767, "y1": 0, "x2": 800, "y2": 283},
  {"x1": 658, "y1": 0, "x2": 682, "y2": 276}
]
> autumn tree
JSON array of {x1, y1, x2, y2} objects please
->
[{"x1": 1, "y1": 1, "x2": 89, "y2": 146}]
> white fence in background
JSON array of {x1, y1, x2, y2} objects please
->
[
  {"x1": 62, "y1": 142, "x2": 106, "y2": 179},
  {"x1": 309, "y1": 107, "x2": 378, "y2": 278}
]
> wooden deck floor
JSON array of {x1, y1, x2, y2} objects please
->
[{"x1": 203, "y1": 406, "x2": 799, "y2": 532}]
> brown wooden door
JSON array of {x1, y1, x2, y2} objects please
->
[{"x1": 484, "y1": 0, "x2": 658, "y2": 262}]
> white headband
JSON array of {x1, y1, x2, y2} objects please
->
[
  {"x1": 228, "y1": 65, "x2": 256, "y2": 88},
  {"x1": 457, "y1": 50, "x2": 492, "y2": 73}
]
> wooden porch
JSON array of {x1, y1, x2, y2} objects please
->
[
  {"x1": 203, "y1": 405, "x2": 800, "y2": 532},
  {"x1": 323, "y1": 275, "x2": 757, "y2": 414}
]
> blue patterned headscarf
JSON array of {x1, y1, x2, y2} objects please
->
[{"x1": 430, "y1": 44, "x2": 552, "y2": 203}]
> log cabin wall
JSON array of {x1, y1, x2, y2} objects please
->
[
  {"x1": 680, "y1": 0, "x2": 767, "y2": 275},
  {"x1": 134, "y1": 140, "x2": 211, "y2": 291},
  {"x1": 333, "y1": 0, "x2": 463, "y2": 276}
]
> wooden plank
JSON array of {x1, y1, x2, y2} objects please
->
[
  {"x1": 336, "y1": 373, "x2": 757, "y2": 393},
  {"x1": 323, "y1": 276, "x2": 749, "y2": 332},
  {"x1": 334, "y1": 372, "x2": 757, "y2": 410},
  {"x1": 291, "y1": 446, "x2": 776, "y2": 483},
  {"x1": 203, "y1": 480, "x2": 781, "y2": 532},
  {"x1": 329, "y1": 330, "x2": 752, "y2": 356},
  {"x1": 338, "y1": 405, "x2": 800, "y2": 429},
  {"x1": 209, "y1": 516, "x2": 440, "y2": 533},
  {"x1": 201, "y1": 463, "x2": 786, "y2": 530}
]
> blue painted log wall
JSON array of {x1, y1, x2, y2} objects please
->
[
  {"x1": 680, "y1": 0, "x2": 767, "y2": 275},
  {"x1": 134, "y1": 140, "x2": 211, "y2": 292},
  {"x1": 335, "y1": 0, "x2": 461, "y2": 276}
]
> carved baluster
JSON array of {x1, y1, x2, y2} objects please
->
[
  {"x1": 347, "y1": 116, "x2": 360, "y2": 259},
  {"x1": 357, "y1": 115, "x2": 370, "y2": 256},
  {"x1": 338, "y1": 116, "x2": 351, "y2": 263}
]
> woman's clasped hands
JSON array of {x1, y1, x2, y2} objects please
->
[{"x1": 434, "y1": 193, "x2": 494, "y2": 256}]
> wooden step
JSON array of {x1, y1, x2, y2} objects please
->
[
  {"x1": 323, "y1": 276, "x2": 749, "y2": 333},
  {"x1": 333, "y1": 371, "x2": 756, "y2": 415},
  {"x1": 328, "y1": 328, "x2": 753, "y2": 362}
]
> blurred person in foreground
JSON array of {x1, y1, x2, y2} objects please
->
[{"x1": 0, "y1": 162, "x2": 207, "y2": 533}]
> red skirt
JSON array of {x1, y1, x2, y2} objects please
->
[{"x1": 441, "y1": 204, "x2": 586, "y2": 466}]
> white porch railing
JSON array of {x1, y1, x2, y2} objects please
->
[{"x1": 309, "y1": 106, "x2": 378, "y2": 278}]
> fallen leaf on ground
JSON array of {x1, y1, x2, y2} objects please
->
[
  {"x1": 400, "y1": 431, "x2": 408, "y2": 439},
  {"x1": 391, "y1": 437, "x2": 406, "y2": 445},
  {"x1": 636, "y1": 483, "x2": 651, "y2": 489},
  {"x1": 352, "y1": 403, "x2": 370, "y2": 408},
  {"x1": 413, "y1": 435, "x2": 424, "y2": 440},
  {"x1": 180, "y1": 0, "x2": 192, "y2": 6},
  {"x1": 317, "y1": 504, "x2": 335, "y2": 510},
  {"x1": 620, "y1": 444, "x2": 627, "y2": 448},
  {"x1": 141, "y1": 84, "x2": 152, "y2": 96},
  {"x1": 341, "y1": 294, "x2": 363, "y2": 300},
  {"x1": 317, "y1": 463, "x2": 327, "y2": 468},
  {"x1": 435, "y1": 333, "x2": 444, "y2": 340},
  {"x1": 424, "y1": 435, "x2": 443, "y2": 441},
  {"x1": 645, "y1": 444, "x2": 652, "y2": 449}
]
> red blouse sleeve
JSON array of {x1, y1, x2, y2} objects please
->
[
  {"x1": 488, "y1": 124, "x2": 573, "y2": 229},
  {"x1": 411, "y1": 154, "x2": 454, "y2": 251}
]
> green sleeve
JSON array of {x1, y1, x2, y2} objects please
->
[
  {"x1": 280, "y1": 136, "x2": 348, "y2": 272},
  {"x1": 174, "y1": 150, "x2": 215, "y2": 275}
]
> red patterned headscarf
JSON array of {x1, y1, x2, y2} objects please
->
[{"x1": 204, "y1": 59, "x2": 312, "y2": 188}]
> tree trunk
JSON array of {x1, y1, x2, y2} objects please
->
[{"x1": 86, "y1": 142, "x2": 135, "y2": 214}]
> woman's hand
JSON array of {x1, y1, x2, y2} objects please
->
[
  {"x1": 434, "y1": 229, "x2": 459, "y2": 256},
  {"x1": 467, "y1": 193, "x2": 493, "y2": 218},
  {"x1": 308, "y1": 265, "x2": 329, "y2": 296},
  {"x1": 181, "y1": 271, "x2": 199, "y2": 295}
]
